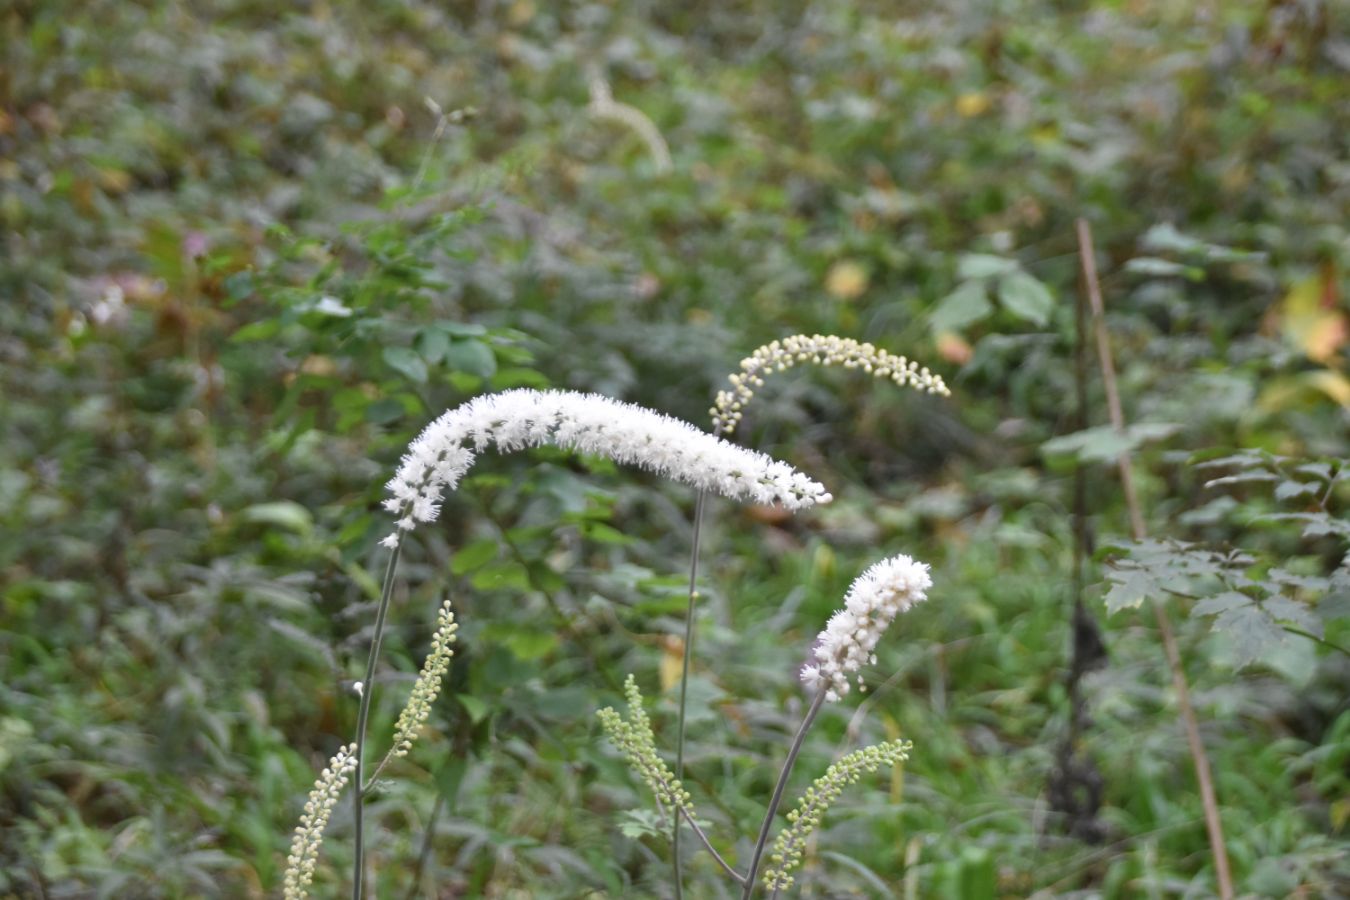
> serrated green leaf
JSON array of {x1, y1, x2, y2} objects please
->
[
  {"x1": 1265, "y1": 568, "x2": 1330, "y2": 592},
  {"x1": 957, "y1": 253, "x2": 1017, "y2": 280},
  {"x1": 451, "y1": 539, "x2": 499, "y2": 575},
  {"x1": 470, "y1": 561, "x2": 531, "y2": 591},
  {"x1": 223, "y1": 271, "x2": 255, "y2": 302},
  {"x1": 929, "y1": 280, "x2": 992, "y2": 333},
  {"x1": 492, "y1": 366, "x2": 553, "y2": 390},
  {"x1": 230, "y1": 319, "x2": 280, "y2": 343},
  {"x1": 415, "y1": 327, "x2": 452, "y2": 364},
  {"x1": 1123, "y1": 257, "x2": 1191, "y2": 277},
  {"x1": 1042, "y1": 423, "x2": 1180, "y2": 464},
  {"x1": 365, "y1": 397, "x2": 405, "y2": 425},
  {"x1": 1273, "y1": 480, "x2": 1320, "y2": 501},
  {"x1": 1214, "y1": 604, "x2": 1286, "y2": 668},
  {"x1": 445, "y1": 339, "x2": 498, "y2": 378},
  {"x1": 1261, "y1": 596, "x2": 1321, "y2": 635},
  {"x1": 1104, "y1": 569, "x2": 1154, "y2": 612},
  {"x1": 502, "y1": 628, "x2": 559, "y2": 660},
  {"x1": 1191, "y1": 591, "x2": 1249, "y2": 617},
  {"x1": 239, "y1": 501, "x2": 313, "y2": 535},
  {"x1": 616, "y1": 809, "x2": 666, "y2": 840},
  {"x1": 581, "y1": 521, "x2": 632, "y2": 545},
  {"x1": 457, "y1": 695, "x2": 489, "y2": 725},
  {"x1": 436, "y1": 321, "x2": 488, "y2": 337},
  {"x1": 1260, "y1": 513, "x2": 1350, "y2": 539},
  {"x1": 997, "y1": 271, "x2": 1055, "y2": 326},
  {"x1": 1141, "y1": 222, "x2": 1205, "y2": 254},
  {"x1": 383, "y1": 346, "x2": 428, "y2": 383}
]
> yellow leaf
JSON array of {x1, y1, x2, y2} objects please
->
[
  {"x1": 956, "y1": 92, "x2": 991, "y2": 117},
  {"x1": 1332, "y1": 798, "x2": 1349, "y2": 832},
  {"x1": 825, "y1": 260, "x2": 869, "y2": 300},
  {"x1": 659, "y1": 635, "x2": 683, "y2": 692},
  {"x1": 508, "y1": 0, "x2": 535, "y2": 26},
  {"x1": 1305, "y1": 370, "x2": 1350, "y2": 408},
  {"x1": 1278, "y1": 274, "x2": 1346, "y2": 363}
]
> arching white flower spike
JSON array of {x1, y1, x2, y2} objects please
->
[{"x1": 382, "y1": 389, "x2": 833, "y2": 545}]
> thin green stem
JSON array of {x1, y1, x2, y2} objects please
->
[
  {"x1": 742, "y1": 690, "x2": 828, "y2": 899},
  {"x1": 676, "y1": 805, "x2": 746, "y2": 886},
  {"x1": 672, "y1": 487, "x2": 708, "y2": 899},
  {"x1": 1282, "y1": 625, "x2": 1350, "y2": 659},
  {"x1": 353, "y1": 541, "x2": 402, "y2": 900}
]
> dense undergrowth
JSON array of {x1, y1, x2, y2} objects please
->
[{"x1": 2, "y1": 0, "x2": 1348, "y2": 896}]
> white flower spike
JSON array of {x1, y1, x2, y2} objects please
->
[
  {"x1": 382, "y1": 389, "x2": 833, "y2": 544},
  {"x1": 806, "y1": 554, "x2": 932, "y2": 701}
]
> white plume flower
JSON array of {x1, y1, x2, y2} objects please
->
[
  {"x1": 806, "y1": 554, "x2": 932, "y2": 701},
  {"x1": 382, "y1": 389, "x2": 832, "y2": 544}
]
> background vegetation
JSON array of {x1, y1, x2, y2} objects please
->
[{"x1": 2, "y1": 0, "x2": 1347, "y2": 896}]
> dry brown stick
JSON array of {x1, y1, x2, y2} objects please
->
[{"x1": 1075, "y1": 218, "x2": 1235, "y2": 900}]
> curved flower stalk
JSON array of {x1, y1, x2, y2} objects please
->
[
  {"x1": 285, "y1": 600, "x2": 457, "y2": 899},
  {"x1": 709, "y1": 333, "x2": 950, "y2": 436},
  {"x1": 801, "y1": 554, "x2": 932, "y2": 702},
  {"x1": 741, "y1": 554, "x2": 932, "y2": 897},
  {"x1": 283, "y1": 743, "x2": 359, "y2": 900},
  {"x1": 345, "y1": 390, "x2": 829, "y2": 898},
  {"x1": 382, "y1": 388, "x2": 833, "y2": 546},
  {"x1": 605, "y1": 553, "x2": 932, "y2": 897},
  {"x1": 761, "y1": 740, "x2": 912, "y2": 896},
  {"x1": 598, "y1": 675, "x2": 693, "y2": 815},
  {"x1": 675, "y1": 338, "x2": 944, "y2": 894},
  {"x1": 598, "y1": 676, "x2": 745, "y2": 884}
]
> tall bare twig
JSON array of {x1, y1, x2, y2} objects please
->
[{"x1": 1075, "y1": 218, "x2": 1234, "y2": 899}]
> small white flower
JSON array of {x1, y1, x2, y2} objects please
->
[
  {"x1": 800, "y1": 664, "x2": 823, "y2": 691},
  {"x1": 804, "y1": 554, "x2": 932, "y2": 701},
  {"x1": 381, "y1": 389, "x2": 832, "y2": 544},
  {"x1": 312, "y1": 295, "x2": 353, "y2": 317}
]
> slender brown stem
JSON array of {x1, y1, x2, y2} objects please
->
[{"x1": 1076, "y1": 218, "x2": 1234, "y2": 900}]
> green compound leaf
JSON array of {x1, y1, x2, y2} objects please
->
[
  {"x1": 383, "y1": 346, "x2": 428, "y2": 383},
  {"x1": 997, "y1": 270, "x2": 1055, "y2": 326},
  {"x1": 929, "y1": 280, "x2": 993, "y2": 333}
]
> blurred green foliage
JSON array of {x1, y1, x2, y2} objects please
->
[{"x1": 2, "y1": 0, "x2": 1347, "y2": 896}]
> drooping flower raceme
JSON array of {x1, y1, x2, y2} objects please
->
[
  {"x1": 385, "y1": 598, "x2": 458, "y2": 762},
  {"x1": 801, "y1": 554, "x2": 932, "y2": 701},
  {"x1": 761, "y1": 738, "x2": 913, "y2": 893},
  {"x1": 382, "y1": 389, "x2": 832, "y2": 545},
  {"x1": 283, "y1": 743, "x2": 358, "y2": 900},
  {"x1": 710, "y1": 334, "x2": 950, "y2": 436}
]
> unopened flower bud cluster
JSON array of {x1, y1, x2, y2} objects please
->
[
  {"x1": 387, "y1": 598, "x2": 458, "y2": 759},
  {"x1": 283, "y1": 743, "x2": 359, "y2": 900},
  {"x1": 710, "y1": 334, "x2": 950, "y2": 436},
  {"x1": 801, "y1": 554, "x2": 932, "y2": 702},
  {"x1": 383, "y1": 389, "x2": 832, "y2": 546},
  {"x1": 762, "y1": 739, "x2": 912, "y2": 892},
  {"x1": 597, "y1": 675, "x2": 694, "y2": 816}
]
